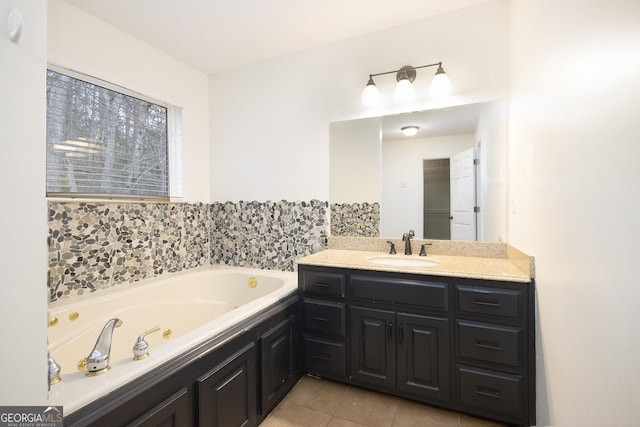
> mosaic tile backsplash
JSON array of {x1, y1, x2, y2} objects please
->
[
  {"x1": 211, "y1": 200, "x2": 328, "y2": 271},
  {"x1": 331, "y1": 202, "x2": 380, "y2": 237},
  {"x1": 48, "y1": 199, "x2": 328, "y2": 302},
  {"x1": 48, "y1": 201, "x2": 210, "y2": 302}
]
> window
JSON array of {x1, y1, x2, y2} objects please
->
[{"x1": 46, "y1": 67, "x2": 182, "y2": 199}]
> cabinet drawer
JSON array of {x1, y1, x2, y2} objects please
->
[
  {"x1": 457, "y1": 365, "x2": 524, "y2": 420},
  {"x1": 302, "y1": 270, "x2": 345, "y2": 297},
  {"x1": 351, "y1": 275, "x2": 448, "y2": 311},
  {"x1": 303, "y1": 298, "x2": 346, "y2": 337},
  {"x1": 303, "y1": 335, "x2": 346, "y2": 378},
  {"x1": 457, "y1": 320, "x2": 522, "y2": 368},
  {"x1": 456, "y1": 285, "x2": 522, "y2": 320}
]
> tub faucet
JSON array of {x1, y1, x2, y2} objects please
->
[
  {"x1": 402, "y1": 230, "x2": 415, "y2": 255},
  {"x1": 86, "y1": 318, "x2": 122, "y2": 375}
]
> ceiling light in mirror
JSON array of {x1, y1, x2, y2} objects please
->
[{"x1": 401, "y1": 125, "x2": 419, "y2": 137}]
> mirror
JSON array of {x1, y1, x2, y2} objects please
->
[{"x1": 329, "y1": 101, "x2": 507, "y2": 242}]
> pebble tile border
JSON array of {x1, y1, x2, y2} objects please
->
[
  {"x1": 48, "y1": 201, "x2": 209, "y2": 302},
  {"x1": 330, "y1": 202, "x2": 380, "y2": 237},
  {"x1": 210, "y1": 200, "x2": 328, "y2": 271},
  {"x1": 48, "y1": 199, "x2": 329, "y2": 302}
]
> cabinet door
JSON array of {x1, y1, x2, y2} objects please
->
[
  {"x1": 396, "y1": 313, "x2": 450, "y2": 402},
  {"x1": 126, "y1": 388, "x2": 190, "y2": 427},
  {"x1": 350, "y1": 306, "x2": 396, "y2": 389},
  {"x1": 260, "y1": 315, "x2": 297, "y2": 416},
  {"x1": 197, "y1": 343, "x2": 257, "y2": 427}
]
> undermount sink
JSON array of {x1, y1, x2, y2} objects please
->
[{"x1": 366, "y1": 256, "x2": 438, "y2": 268}]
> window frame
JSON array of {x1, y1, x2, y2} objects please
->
[{"x1": 46, "y1": 64, "x2": 183, "y2": 201}]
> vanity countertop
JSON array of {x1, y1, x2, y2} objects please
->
[{"x1": 296, "y1": 249, "x2": 532, "y2": 283}]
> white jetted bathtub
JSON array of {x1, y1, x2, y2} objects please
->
[{"x1": 47, "y1": 265, "x2": 297, "y2": 415}]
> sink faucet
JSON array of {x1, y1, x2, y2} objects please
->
[
  {"x1": 86, "y1": 318, "x2": 122, "y2": 375},
  {"x1": 402, "y1": 230, "x2": 415, "y2": 255}
]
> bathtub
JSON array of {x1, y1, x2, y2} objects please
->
[{"x1": 47, "y1": 265, "x2": 297, "y2": 415}]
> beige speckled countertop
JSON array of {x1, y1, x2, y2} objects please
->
[{"x1": 296, "y1": 249, "x2": 532, "y2": 283}]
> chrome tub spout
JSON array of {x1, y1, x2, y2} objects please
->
[{"x1": 86, "y1": 318, "x2": 122, "y2": 375}]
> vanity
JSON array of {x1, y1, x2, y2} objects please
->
[{"x1": 296, "y1": 246, "x2": 535, "y2": 426}]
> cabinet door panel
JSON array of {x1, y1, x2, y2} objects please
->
[
  {"x1": 350, "y1": 306, "x2": 396, "y2": 389},
  {"x1": 397, "y1": 313, "x2": 450, "y2": 402},
  {"x1": 260, "y1": 315, "x2": 297, "y2": 416},
  {"x1": 127, "y1": 388, "x2": 190, "y2": 427},
  {"x1": 457, "y1": 320, "x2": 522, "y2": 368},
  {"x1": 303, "y1": 298, "x2": 346, "y2": 337},
  {"x1": 457, "y1": 365, "x2": 525, "y2": 422},
  {"x1": 303, "y1": 335, "x2": 347, "y2": 377},
  {"x1": 197, "y1": 343, "x2": 257, "y2": 427},
  {"x1": 302, "y1": 270, "x2": 345, "y2": 297},
  {"x1": 351, "y1": 275, "x2": 448, "y2": 311},
  {"x1": 456, "y1": 285, "x2": 522, "y2": 320}
]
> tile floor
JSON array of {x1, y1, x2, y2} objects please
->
[{"x1": 260, "y1": 375, "x2": 505, "y2": 427}]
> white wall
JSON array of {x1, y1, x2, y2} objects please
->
[
  {"x1": 0, "y1": 0, "x2": 48, "y2": 404},
  {"x1": 47, "y1": 0, "x2": 210, "y2": 203},
  {"x1": 381, "y1": 134, "x2": 475, "y2": 237},
  {"x1": 475, "y1": 100, "x2": 507, "y2": 242},
  {"x1": 329, "y1": 117, "x2": 381, "y2": 203},
  {"x1": 209, "y1": 0, "x2": 510, "y2": 202},
  {"x1": 508, "y1": 0, "x2": 640, "y2": 425}
]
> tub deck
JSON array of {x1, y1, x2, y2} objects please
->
[{"x1": 47, "y1": 265, "x2": 297, "y2": 415}]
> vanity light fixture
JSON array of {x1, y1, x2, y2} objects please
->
[
  {"x1": 401, "y1": 126, "x2": 420, "y2": 137},
  {"x1": 361, "y1": 62, "x2": 451, "y2": 106}
]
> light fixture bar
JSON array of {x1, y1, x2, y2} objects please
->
[
  {"x1": 368, "y1": 62, "x2": 442, "y2": 78},
  {"x1": 361, "y1": 61, "x2": 450, "y2": 106}
]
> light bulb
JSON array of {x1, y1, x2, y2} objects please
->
[
  {"x1": 394, "y1": 78, "x2": 414, "y2": 103},
  {"x1": 361, "y1": 76, "x2": 380, "y2": 107},
  {"x1": 430, "y1": 64, "x2": 452, "y2": 96}
]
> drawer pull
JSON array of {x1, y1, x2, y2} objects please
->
[
  {"x1": 311, "y1": 316, "x2": 329, "y2": 323},
  {"x1": 312, "y1": 354, "x2": 332, "y2": 361},
  {"x1": 476, "y1": 387, "x2": 502, "y2": 399},
  {"x1": 474, "y1": 300, "x2": 501, "y2": 308},
  {"x1": 475, "y1": 341, "x2": 502, "y2": 351},
  {"x1": 312, "y1": 282, "x2": 330, "y2": 288}
]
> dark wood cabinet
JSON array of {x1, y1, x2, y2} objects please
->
[
  {"x1": 298, "y1": 265, "x2": 535, "y2": 426},
  {"x1": 197, "y1": 343, "x2": 257, "y2": 427},
  {"x1": 299, "y1": 269, "x2": 348, "y2": 381},
  {"x1": 396, "y1": 312, "x2": 450, "y2": 402},
  {"x1": 350, "y1": 306, "x2": 396, "y2": 389},
  {"x1": 127, "y1": 388, "x2": 190, "y2": 427},
  {"x1": 349, "y1": 307, "x2": 450, "y2": 402},
  {"x1": 260, "y1": 314, "x2": 297, "y2": 416},
  {"x1": 65, "y1": 295, "x2": 299, "y2": 427}
]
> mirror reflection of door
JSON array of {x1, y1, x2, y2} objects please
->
[
  {"x1": 423, "y1": 148, "x2": 477, "y2": 241},
  {"x1": 450, "y1": 148, "x2": 477, "y2": 241}
]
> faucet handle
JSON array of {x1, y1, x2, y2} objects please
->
[
  {"x1": 419, "y1": 242, "x2": 432, "y2": 256},
  {"x1": 386, "y1": 241, "x2": 396, "y2": 254},
  {"x1": 133, "y1": 326, "x2": 161, "y2": 361},
  {"x1": 48, "y1": 354, "x2": 62, "y2": 386}
]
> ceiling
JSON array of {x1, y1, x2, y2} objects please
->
[
  {"x1": 63, "y1": 0, "x2": 493, "y2": 75},
  {"x1": 381, "y1": 103, "x2": 482, "y2": 142}
]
